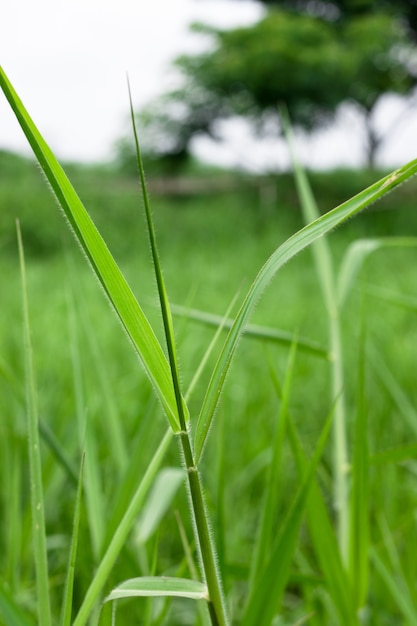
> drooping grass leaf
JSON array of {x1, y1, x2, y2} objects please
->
[
  {"x1": 17, "y1": 221, "x2": 52, "y2": 626},
  {"x1": 104, "y1": 576, "x2": 208, "y2": 602},
  {"x1": 60, "y1": 453, "x2": 85, "y2": 626},
  {"x1": 0, "y1": 66, "x2": 184, "y2": 433},
  {"x1": 194, "y1": 127, "x2": 417, "y2": 463},
  {"x1": 338, "y1": 237, "x2": 417, "y2": 306}
]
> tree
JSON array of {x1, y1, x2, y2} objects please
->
[
  {"x1": 251, "y1": 0, "x2": 417, "y2": 40},
  {"x1": 132, "y1": 7, "x2": 416, "y2": 168}
]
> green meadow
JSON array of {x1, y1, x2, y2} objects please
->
[{"x1": 1, "y1": 130, "x2": 417, "y2": 625}]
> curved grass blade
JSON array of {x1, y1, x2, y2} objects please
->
[
  {"x1": 0, "y1": 66, "x2": 181, "y2": 432},
  {"x1": 338, "y1": 237, "x2": 417, "y2": 306},
  {"x1": 17, "y1": 221, "x2": 52, "y2": 626},
  {"x1": 194, "y1": 155, "x2": 417, "y2": 462},
  {"x1": 104, "y1": 576, "x2": 208, "y2": 602}
]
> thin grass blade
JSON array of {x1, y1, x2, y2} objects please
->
[
  {"x1": 73, "y1": 429, "x2": 173, "y2": 626},
  {"x1": 242, "y1": 408, "x2": 333, "y2": 626},
  {"x1": 369, "y1": 345, "x2": 417, "y2": 438},
  {"x1": 17, "y1": 221, "x2": 52, "y2": 626},
  {"x1": 250, "y1": 339, "x2": 297, "y2": 586},
  {"x1": 0, "y1": 66, "x2": 182, "y2": 432},
  {"x1": 193, "y1": 144, "x2": 417, "y2": 463},
  {"x1": 68, "y1": 299, "x2": 104, "y2": 560},
  {"x1": 60, "y1": 453, "x2": 85, "y2": 626},
  {"x1": 282, "y1": 110, "x2": 349, "y2": 560},
  {"x1": 287, "y1": 415, "x2": 358, "y2": 625},
  {"x1": 128, "y1": 78, "x2": 189, "y2": 431},
  {"x1": 348, "y1": 315, "x2": 369, "y2": 610}
]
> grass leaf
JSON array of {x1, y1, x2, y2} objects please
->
[
  {"x1": 0, "y1": 66, "x2": 182, "y2": 432},
  {"x1": 250, "y1": 338, "x2": 297, "y2": 585},
  {"x1": 60, "y1": 453, "x2": 85, "y2": 626},
  {"x1": 242, "y1": 408, "x2": 333, "y2": 626},
  {"x1": 104, "y1": 576, "x2": 208, "y2": 602},
  {"x1": 135, "y1": 468, "x2": 184, "y2": 545},
  {"x1": 193, "y1": 135, "x2": 417, "y2": 463},
  {"x1": 338, "y1": 237, "x2": 417, "y2": 306},
  {"x1": 17, "y1": 221, "x2": 52, "y2": 626},
  {"x1": 73, "y1": 429, "x2": 173, "y2": 626}
]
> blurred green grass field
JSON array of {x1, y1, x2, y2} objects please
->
[{"x1": 1, "y1": 151, "x2": 417, "y2": 624}]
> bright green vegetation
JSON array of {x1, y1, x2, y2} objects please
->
[{"x1": 1, "y1": 73, "x2": 417, "y2": 625}]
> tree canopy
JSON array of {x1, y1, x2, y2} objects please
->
[{"x1": 131, "y1": 5, "x2": 416, "y2": 168}]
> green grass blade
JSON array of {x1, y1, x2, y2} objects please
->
[
  {"x1": 61, "y1": 453, "x2": 85, "y2": 626},
  {"x1": 348, "y1": 318, "x2": 369, "y2": 610},
  {"x1": 38, "y1": 419, "x2": 78, "y2": 487},
  {"x1": 282, "y1": 111, "x2": 349, "y2": 560},
  {"x1": 193, "y1": 149, "x2": 417, "y2": 463},
  {"x1": 185, "y1": 293, "x2": 241, "y2": 402},
  {"x1": 73, "y1": 429, "x2": 173, "y2": 626},
  {"x1": 17, "y1": 221, "x2": 52, "y2": 626},
  {"x1": 128, "y1": 80, "x2": 228, "y2": 626},
  {"x1": 104, "y1": 576, "x2": 208, "y2": 602},
  {"x1": 171, "y1": 303, "x2": 329, "y2": 359},
  {"x1": 128, "y1": 78, "x2": 189, "y2": 431},
  {"x1": 0, "y1": 66, "x2": 181, "y2": 432},
  {"x1": 242, "y1": 409, "x2": 333, "y2": 626},
  {"x1": 250, "y1": 339, "x2": 297, "y2": 585},
  {"x1": 338, "y1": 237, "x2": 417, "y2": 306},
  {"x1": 287, "y1": 416, "x2": 358, "y2": 625},
  {"x1": 135, "y1": 468, "x2": 184, "y2": 545},
  {"x1": 68, "y1": 300, "x2": 104, "y2": 560}
]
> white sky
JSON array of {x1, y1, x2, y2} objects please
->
[{"x1": 1, "y1": 0, "x2": 417, "y2": 170}]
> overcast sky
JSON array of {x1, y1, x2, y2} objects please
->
[{"x1": 1, "y1": 0, "x2": 416, "y2": 170}]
